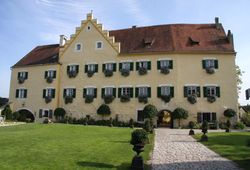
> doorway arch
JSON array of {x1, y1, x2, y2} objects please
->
[
  {"x1": 17, "y1": 109, "x2": 35, "y2": 122},
  {"x1": 157, "y1": 110, "x2": 173, "y2": 128}
]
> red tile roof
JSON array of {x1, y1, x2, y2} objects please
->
[
  {"x1": 13, "y1": 44, "x2": 59, "y2": 67},
  {"x1": 13, "y1": 23, "x2": 234, "y2": 67}
]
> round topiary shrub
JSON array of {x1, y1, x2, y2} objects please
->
[
  {"x1": 143, "y1": 119, "x2": 153, "y2": 133},
  {"x1": 172, "y1": 107, "x2": 189, "y2": 128},
  {"x1": 224, "y1": 109, "x2": 236, "y2": 119},
  {"x1": 187, "y1": 95, "x2": 197, "y2": 104},
  {"x1": 130, "y1": 129, "x2": 149, "y2": 145},
  {"x1": 207, "y1": 95, "x2": 216, "y2": 103},
  {"x1": 97, "y1": 104, "x2": 111, "y2": 118},
  {"x1": 143, "y1": 104, "x2": 158, "y2": 119},
  {"x1": 54, "y1": 108, "x2": 66, "y2": 120}
]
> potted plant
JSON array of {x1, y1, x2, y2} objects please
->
[
  {"x1": 200, "y1": 121, "x2": 208, "y2": 142},
  {"x1": 138, "y1": 95, "x2": 148, "y2": 103},
  {"x1": 189, "y1": 121, "x2": 195, "y2": 135},
  {"x1": 130, "y1": 129, "x2": 149, "y2": 170},
  {"x1": 120, "y1": 68, "x2": 130, "y2": 77},
  {"x1": 45, "y1": 96, "x2": 52, "y2": 103},
  {"x1": 138, "y1": 67, "x2": 147, "y2": 75},
  {"x1": 207, "y1": 95, "x2": 216, "y2": 103},
  {"x1": 65, "y1": 96, "x2": 73, "y2": 104},
  {"x1": 104, "y1": 69, "x2": 113, "y2": 77},
  {"x1": 172, "y1": 107, "x2": 188, "y2": 128},
  {"x1": 187, "y1": 94, "x2": 197, "y2": 104},
  {"x1": 87, "y1": 70, "x2": 95, "y2": 77},
  {"x1": 85, "y1": 95, "x2": 94, "y2": 103},
  {"x1": 103, "y1": 95, "x2": 114, "y2": 104},
  {"x1": 206, "y1": 67, "x2": 215, "y2": 74},
  {"x1": 224, "y1": 109, "x2": 236, "y2": 132},
  {"x1": 160, "y1": 66, "x2": 170, "y2": 74},
  {"x1": 18, "y1": 77, "x2": 25, "y2": 84},
  {"x1": 46, "y1": 76, "x2": 53, "y2": 83},
  {"x1": 120, "y1": 94, "x2": 130, "y2": 102},
  {"x1": 97, "y1": 104, "x2": 111, "y2": 119},
  {"x1": 68, "y1": 70, "x2": 77, "y2": 78},
  {"x1": 160, "y1": 95, "x2": 171, "y2": 103}
]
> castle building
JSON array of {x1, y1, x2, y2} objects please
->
[{"x1": 9, "y1": 13, "x2": 237, "y2": 127}]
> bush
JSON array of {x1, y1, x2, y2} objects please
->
[
  {"x1": 129, "y1": 118, "x2": 134, "y2": 128},
  {"x1": 143, "y1": 104, "x2": 158, "y2": 119},
  {"x1": 189, "y1": 121, "x2": 195, "y2": 129},
  {"x1": 172, "y1": 107, "x2": 188, "y2": 127},
  {"x1": 130, "y1": 129, "x2": 149, "y2": 145},
  {"x1": 234, "y1": 122, "x2": 245, "y2": 129},
  {"x1": 143, "y1": 119, "x2": 153, "y2": 133},
  {"x1": 219, "y1": 122, "x2": 227, "y2": 129},
  {"x1": 54, "y1": 108, "x2": 66, "y2": 120},
  {"x1": 247, "y1": 139, "x2": 250, "y2": 147},
  {"x1": 97, "y1": 104, "x2": 111, "y2": 117},
  {"x1": 224, "y1": 109, "x2": 236, "y2": 118},
  {"x1": 2, "y1": 105, "x2": 12, "y2": 120},
  {"x1": 201, "y1": 121, "x2": 208, "y2": 134},
  {"x1": 43, "y1": 118, "x2": 49, "y2": 124},
  {"x1": 12, "y1": 111, "x2": 20, "y2": 121},
  {"x1": 241, "y1": 113, "x2": 250, "y2": 126}
]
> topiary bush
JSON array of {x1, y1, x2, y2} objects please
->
[
  {"x1": 143, "y1": 104, "x2": 158, "y2": 120},
  {"x1": 224, "y1": 109, "x2": 236, "y2": 119},
  {"x1": 97, "y1": 104, "x2": 111, "y2": 118},
  {"x1": 143, "y1": 119, "x2": 153, "y2": 133},
  {"x1": 12, "y1": 111, "x2": 20, "y2": 121},
  {"x1": 54, "y1": 108, "x2": 66, "y2": 121},
  {"x1": 2, "y1": 105, "x2": 12, "y2": 120},
  {"x1": 225, "y1": 120, "x2": 231, "y2": 132},
  {"x1": 129, "y1": 118, "x2": 134, "y2": 128},
  {"x1": 200, "y1": 121, "x2": 208, "y2": 142},
  {"x1": 187, "y1": 95, "x2": 197, "y2": 104},
  {"x1": 241, "y1": 112, "x2": 250, "y2": 127},
  {"x1": 130, "y1": 129, "x2": 149, "y2": 145},
  {"x1": 188, "y1": 121, "x2": 195, "y2": 135},
  {"x1": 172, "y1": 107, "x2": 188, "y2": 128},
  {"x1": 233, "y1": 122, "x2": 245, "y2": 129}
]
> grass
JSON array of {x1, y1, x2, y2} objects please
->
[
  {"x1": 0, "y1": 123, "x2": 154, "y2": 170},
  {"x1": 194, "y1": 132, "x2": 250, "y2": 170}
]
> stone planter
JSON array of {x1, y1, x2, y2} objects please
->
[
  {"x1": 120, "y1": 68, "x2": 130, "y2": 77},
  {"x1": 120, "y1": 95, "x2": 130, "y2": 102},
  {"x1": 104, "y1": 95, "x2": 114, "y2": 104},
  {"x1": 131, "y1": 143, "x2": 145, "y2": 170},
  {"x1": 160, "y1": 66, "x2": 170, "y2": 74},
  {"x1": 160, "y1": 95, "x2": 171, "y2": 103},
  {"x1": 104, "y1": 69, "x2": 113, "y2": 77},
  {"x1": 138, "y1": 67, "x2": 147, "y2": 75},
  {"x1": 206, "y1": 67, "x2": 215, "y2": 74},
  {"x1": 46, "y1": 77, "x2": 53, "y2": 83},
  {"x1": 207, "y1": 95, "x2": 216, "y2": 103},
  {"x1": 187, "y1": 95, "x2": 197, "y2": 104},
  {"x1": 138, "y1": 96, "x2": 148, "y2": 103}
]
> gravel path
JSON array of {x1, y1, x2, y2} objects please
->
[{"x1": 151, "y1": 128, "x2": 241, "y2": 170}]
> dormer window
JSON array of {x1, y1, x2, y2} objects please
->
[
  {"x1": 143, "y1": 38, "x2": 154, "y2": 48},
  {"x1": 75, "y1": 43, "x2": 82, "y2": 52},
  {"x1": 96, "y1": 41, "x2": 103, "y2": 49},
  {"x1": 188, "y1": 37, "x2": 199, "y2": 46}
]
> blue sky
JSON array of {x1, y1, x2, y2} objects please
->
[{"x1": 0, "y1": 0, "x2": 249, "y2": 105}]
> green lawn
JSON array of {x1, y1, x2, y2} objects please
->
[
  {"x1": 194, "y1": 132, "x2": 250, "y2": 170},
  {"x1": 0, "y1": 124, "x2": 154, "y2": 170}
]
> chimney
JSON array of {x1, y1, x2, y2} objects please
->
[
  {"x1": 132, "y1": 25, "x2": 137, "y2": 29},
  {"x1": 59, "y1": 35, "x2": 67, "y2": 46},
  {"x1": 227, "y1": 30, "x2": 234, "y2": 48},
  {"x1": 215, "y1": 17, "x2": 220, "y2": 29}
]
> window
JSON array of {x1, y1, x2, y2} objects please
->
[
  {"x1": 136, "y1": 61, "x2": 151, "y2": 70},
  {"x1": 86, "y1": 88, "x2": 94, "y2": 96},
  {"x1": 157, "y1": 86, "x2": 174, "y2": 98},
  {"x1": 43, "y1": 88, "x2": 55, "y2": 98},
  {"x1": 202, "y1": 59, "x2": 218, "y2": 69},
  {"x1": 68, "y1": 65, "x2": 77, "y2": 72},
  {"x1": 105, "y1": 87, "x2": 113, "y2": 96},
  {"x1": 67, "y1": 65, "x2": 79, "y2": 77},
  {"x1": 96, "y1": 41, "x2": 103, "y2": 49},
  {"x1": 105, "y1": 63, "x2": 113, "y2": 71},
  {"x1": 157, "y1": 60, "x2": 173, "y2": 70},
  {"x1": 137, "y1": 110, "x2": 144, "y2": 122},
  {"x1": 17, "y1": 72, "x2": 28, "y2": 83},
  {"x1": 39, "y1": 109, "x2": 53, "y2": 118},
  {"x1": 63, "y1": 88, "x2": 76, "y2": 98},
  {"x1": 43, "y1": 110, "x2": 49, "y2": 117},
  {"x1": 75, "y1": 43, "x2": 82, "y2": 51},
  {"x1": 197, "y1": 112, "x2": 216, "y2": 123},
  {"x1": 102, "y1": 63, "x2": 116, "y2": 73},
  {"x1": 122, "y1": 88, "x2": 130, "y2": 96},
  {"x1": 45, "y1": 70, "x2": 56, "y2": 79},
  {"x1": 161, "y1": 86, "x2": 170, "y2": 96},
  {"x1": 88, "y1": 64, "x2": 95, "y2": 71},
  {"x1": 118, "y1": 87, "x2": 133, "y2": 98},
  {"x1": 83, "y1": 88, "x2": 97, "y2": 98},
  {"x1": 246, "y1": 89, "x2": 250, "y2": 100},
  {"x1": 203, "y1": 86, "x2": 220, "y2": 97},
  {"x1": 184, "y1": 86, "x2": 200, "y2": 97},
  {"x1": 16, "y1": 89, "x2": 27, "y2": 98},
  {"x1": 122, "y1": 62, "x2": 130, "y2": 70}
]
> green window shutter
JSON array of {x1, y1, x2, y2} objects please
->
[
  {"x1": 76, "y1": 65, "x2": 79, "y2": 73},
  {"x1": 16, "y1": 89, "x2": 19, "y2": 98},
  {"x1": 215, "y1": 60, "x2": 219, "y2": 69},
  {"x1": 197, "y1": 112, "x2": 202, "y2": 123},
  {"x1": 170, "y1": 86, "x2": 174, "y2": 97},
  {"x1": 63, "y1": 89, "x2": 66, "y2": 97},
  {"x1": 184, "y1": 86, "x2": 188, "y2": 97},
  {"x1": 246, "y1": 90, "x2": 249, "y2": 100},
  {"x1": 118, "y1": 88, "x2": 121, "y2": 98},
  {"x1": 53, "y1": 71, "x2": 56, "y2": 78},
  {"x1": 49, "y1": 110, "x2": 53, "y2": 118},
  {"x1": 39, "y1": 109, "x2": 43, "y2": 118},
  {"x1": 148, "y1": 87, "x2": 151, "y2": 98},
  {"x1": 101, "y1": 88, "x2": 105, "y2": 98},
  {"x1": 197, "y1": 86, "x2": 201, "y2": 97},
  {"x1": 202, "y1": 60, "x2": 206, "y2": 69},
  {"x1": 157, "y1": 61, "x2": 160, "y2": 70},
  {"x1": 95, "y1": 64, "x2": 98, "y2": 72},
  {"x1": 203, "y1": 87, "x2": 207, "y2": 97},
  {"x1": 24, "y1": 90, "x2": 27, "y2": 98},
  {"x1": 119, "y1": 63, "x2": 122, "y2": 70},
  {"x1": 212, "y1": 112, "x2": 217, "y2": 121},
  {"x1": 85, "y1": 65, "x2": 88, "y2": 73},
  {"x1": 25, "y1": 72, "x2": 28, "y2": 79},
  {"x1": 17, "y1": 72, "x2": 21, "y2": 79},
  {"x1": 136, "y1": 62, "x2": 139, "y2": 70},
  {"x1": 94, "y1": 88, "x2": 97, "y2": 98},
  {"x1": 130, "y1": 87, "x2": 133, "y2": 98},
  {"x1": 169, "y1": 60, "x2": 173, "y2": 69},
  {"x1": 43, "y1": 89, "x2": 46, "y2": 98},
  {"x1": 113, "y1": 63, "x2": 117, "y2": 71},
  {"x1": 67, "y1": 66, "x2": 70, "y2": 73},
  {"x1": 135, "y1": 87, "x2": 139, "y2": 97},
  {"x1": 113, "y1": 88, "x2": 116, "y2": 97},
  {"x1": 52, "y1": 89, "x2": 55, "y2": 98},
  {"x1": 216, "y1": 86, "x2": 220, "y2": 97},
  {"x1": 102, "y1": 64, "x2": 105, "y2": 72},
  {"x1": 44, "y1": 71, "x2": 48, "y2": 79},
  {"x1": 130, "y1": 62, "x2": 134, "y2": 71},
  {"x1": 157, "y1": 87, "x2": 161, "y2": 97},
  {"x1": 148, "y1": 61, "x2": 151, "y2": 70},
  {"x1": 83, "y1": 88, "x2": 86, "y2": 98},
  {"x1": 73, "y1": 89, "x2": 76, "y2": 98}
]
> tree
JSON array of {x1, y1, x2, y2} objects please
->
[
  {"x1": 2, "y1": 105, "x2": 12, "y2": 120},
  {"x1": 54, "y1": 108, "x2": 66, "y2": 120},
  {"x1": 143, "y1": 104, "x2": 158, "y2": 119},
  {"x1": 97, "y1": 104, "x2": 111, "y2": 119},
  {"x1": 236, "y1": 65, "x2": 244, "y2": 98},
  {"x1": 172, "y1": 107, "x2": 188, "y2": 128},
  {"x1": 224, "y1": 109, "x2": 236, "y2": 119}
]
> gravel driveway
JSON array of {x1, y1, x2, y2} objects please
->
[{"x1": 151, "y1": 128, "x2": 241, "y2": 170}]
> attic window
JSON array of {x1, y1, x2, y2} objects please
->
[
  {"x1": 188, "y1": 37, "x2": 199, "y2": 46},
  {"x1": 143, "y1": 38, "x2": 154, "y2": 48}
]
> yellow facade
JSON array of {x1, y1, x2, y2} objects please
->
[{"x1": 9, "y1": 13, "x2": 238, "y2": 126}]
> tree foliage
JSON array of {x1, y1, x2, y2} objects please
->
[
  {"x1": 143, "y1": 104, "x2": 157, "y2": 119},
  {"x1": 236, "y1": 65, "x2": 244, "y2": 98}
]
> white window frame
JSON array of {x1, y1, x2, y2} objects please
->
[
  {"x1": 65, "y1": 88, "x2": 74, "y2": 97},
  {"x1": 206, "y1": 86, "x2": 216, "y2": 96},
  {"x1": 75, "y1": 43, "x2": 82, "y2": 52},
  {"x1": 96, "y1": 41, "x2": 103, "y2": 50},
  {"x1": 88, "y1": 64, "x2": 95, "y2": 72},
  {"x1": 42, "y1": 109, "x2": 49, "y2": 117},
  {"x1": 138, "y1": 87, "x2": 148, "y2": 96},
  {"x1": 161, "y1": 86, "x2": 171, "y2": 96},
  {"x1": 139, "y1": 61, "x2": 148, "y2": 69},
  {"x1": 121, "y1": 87, "x2": 130, "y2": 96},
  {"x1": 105, "y1": 63, "x2": 113, "y2": 71},
  {"x1": 187, "y1": 86, "x2": 197, "y2": 95},
  {"x1": 122, "y1": 62, "x2": 130, "y2": 70},
  {"x1": 45, "y1": 88, "x2": 54, "y2": 97},
  {"x1": 68, "y1": 65, "x2": 77, "y2": 72},
  {"x1": 160, "y1": 60, "x2": 170, "y2": 68},
  {"x1": 205, "y1": 59, "x2": 215, "y2": 68},
  {"x1": 105, "y1": 87, "x2": 113, "y2": 96},
  {"x1": 86, "y1": 88, "x2": 94, "y2": 96},
  {"x1": 47, "y1": 70, "x2": 55, "y2": 78},
  {"x1": 17, "y1": 88, "x2": 26, "y2": 99}
]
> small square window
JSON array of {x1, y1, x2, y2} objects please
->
[
  {"x1": 75, "y1": 43, "x2": 82, "y2": 51},
  {"x1": 96, "y1": 41, "x2": 103, "y2": 49}
]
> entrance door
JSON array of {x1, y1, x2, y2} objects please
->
[{"x1": 158, "y1": 110, "x2": 172, "y2": 127}]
